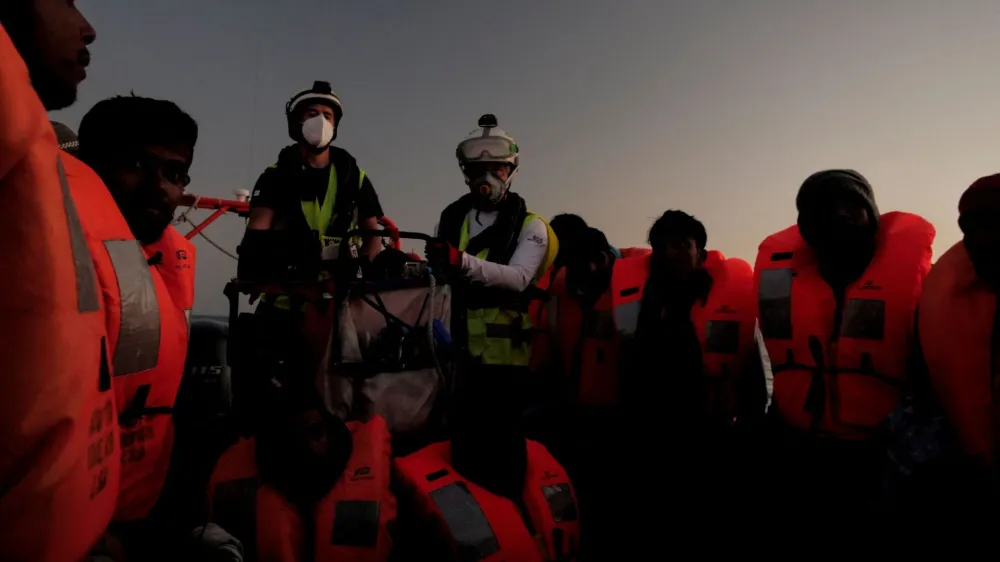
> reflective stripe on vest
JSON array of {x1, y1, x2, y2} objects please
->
[
  {"x1": 103, "y1": 240, "x2": 161, "y2": 376},
  {"x1": 457, "y1": 213, "x2": 557, "y2": 367},
  {"x1": 299, "y1": 166, "x2": 364, "y2": 247},
  {"x1": 57, "y1": 156, "x2": 101, "y2": 313},
  {"x1": 267, "y1": 165, "x2": 365, "y2": 311}
]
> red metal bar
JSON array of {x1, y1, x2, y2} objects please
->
[
  {"x1": 181, "y1": 194, "x2": 250, "y2": 213},
  {"x1": 185, "y1": 207, "x2": 230, "y2": 240},
  {"x1": 180, "y1": 193, "x2": 403, "y2": 250}
]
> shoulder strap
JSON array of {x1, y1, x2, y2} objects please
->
[
  {"x1": 439, "y1": 194, "x2": 476, "y2": 247},
  {"x1": 463, "y1": 193, "x2": 528, "y2": 265},
  {"x1": 326, "y1": 147, "x2": 363, "y2": 236}
]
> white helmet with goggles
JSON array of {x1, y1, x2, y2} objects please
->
[
  {"x1": 285, "y1": 81, "x2": 344, "y2": 144},
  {"x1": 456, "y1": 114, "x2": 520, "y2": 204}
]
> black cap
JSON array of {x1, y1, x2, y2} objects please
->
[{"x1": 478, "y1": 114, "x2": 498, "y2": 128}]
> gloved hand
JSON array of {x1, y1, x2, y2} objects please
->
[
  {"x1": 425, "y1": 239, "x2": 463, "y2": 270},
  {"x1": 381, "y1": 222, "x2": 400, "y2": 241}
]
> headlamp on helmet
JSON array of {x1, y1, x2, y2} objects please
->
[{"x1": 456, "y1": 114, "x2": 519, "y2": 204}]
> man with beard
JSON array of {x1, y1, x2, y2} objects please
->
[
  {"x1": 70, "y1": 95, "x2": 200, "y2": 558},
  {"x1": 754, "y1": 170, "x2": 934, "y2": 518},
  {"x1": 0, "y1": 2, "x2": 122, "y2": 560}
]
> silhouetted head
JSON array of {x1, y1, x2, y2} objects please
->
[
  {"x1": 959, "y1": 174, "x2": 1000, "y2": 288},
  {"x1": 648, "y1": 210, "x2": 707, "y2": 281},
  {"x1": 0, "y1": 0, "x2": 95, "y2": 110},
  {"x1": 550, "y1": 214, "x2": 589, "y2": 268},
  {"x1": 796, "y1": 170, "x2": 879, "y2": 265},
  {"x1": 565, "y1": 227, "x2": 615, "y2": 307},
  {"x1": 78, "y1": 95, "x2": 198, "y2": 245},
  {"x1": 255, "y1": 381, "x2": 352, "y2": 504}
]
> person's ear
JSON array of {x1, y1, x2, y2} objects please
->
[{"x1": 698, "y1": 248, "x2": 707, "y2": 264}]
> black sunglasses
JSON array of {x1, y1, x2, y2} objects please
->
[{"x1": 114, "y1": 149, "x2": 191, "y2": 188}]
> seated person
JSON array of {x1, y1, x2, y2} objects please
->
[
  {"x1": 207, "y1": 379, "x2": 395, "y2": 561},
  {"x1": 392, "y1": 370, "x2": 580, "y2": 562}
]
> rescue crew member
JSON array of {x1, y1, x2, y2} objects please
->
[
  {"x1": 428, "y1": 113, "x2": 558, "y2": 370},
  {"x1": 754, "y1": 170, "x2": 934, "y2": 516},
  {"x1": 207, "y1": 379, "x2": 395, "y2": 562},
  {"x1": 74, "y1": 95, "x2": 199, "y2": 557},
  {"x1": 245, "y1": 80, "x2": 385, "y2": 262},
  {"x1": 0, "y1": 3, "x2": 121, "y2": 561},
  {"x1": 908, "y1": 174, "x2": 1000, "y2": 512}
]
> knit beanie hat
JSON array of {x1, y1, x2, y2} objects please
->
[
  {"x1": 959, "y1": 173, "x2": 1000, "y2": 217},
  {"x1": 796, "y1": 169, "x2": 880, "y2": 228}
]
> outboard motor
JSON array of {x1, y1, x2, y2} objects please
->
[
  {"x1": 177, "y1": 315, "x2": 233, "y2": 429},
  {"x1": 160, "y1": 316, "x2": 236, "y2": 527}
]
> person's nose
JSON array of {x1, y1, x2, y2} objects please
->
[
  {"x1": 80, "y1": 13, "x2": 97, "y2": 46},
  {"x1": 158, "y1": 175, "x2": 184, "y2": 206}
]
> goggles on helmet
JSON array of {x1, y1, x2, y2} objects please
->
[{"x1": 457, "y1": 135, "x2": 518, "y2": 164}]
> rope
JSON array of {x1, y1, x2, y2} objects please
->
[
  {"x1": 171, "y1": 199, "x2": 240, "y2": 261},
  {"x1": 172, "y1": 196, "x2": 202, "y2": 227},
  {"x1": 196, "y1": 231, "x2": 239, "y2": 260}
]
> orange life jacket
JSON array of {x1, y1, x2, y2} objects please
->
[
  {"x1": 0, "y1": 25, "x2": 120, "y2": 561},
  {"x1": 754, "y1": 211, "x2": 934, "y2": 438},
  {"x1": 528, "y1": 264, "x2": 557, "y2": 373},
  {"x1": 208, "y1": 416, "x2": 396, "y2": 562},
  {"x1": 146, "y1": 226, "x2": 196, "y2": 327},
  {"x1": 62, "y1": 152, "x2": 192, "y2": 521},
  {"x1": 692, "y1": 251, "x2": 758, "y2": 421},
  {"x1": 394, "y1": 439, "x2": 580, "y2": 562},
  {"x1": 919, "y1": 241, "x2": 998, "y2": 464},
  {"x1": 545, "y1": 248, "x2": 650, "y2": 409}
]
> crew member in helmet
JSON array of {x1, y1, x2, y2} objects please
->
[
  {"x1": 245, "y1": 81, "x2": 385, "y2": 261},
  {"x1": 428, "y1": 114, "x2": 559, "y2": 370},
  {"x1": 427, "y1": 115, "x2": 560, "y2": 524}
]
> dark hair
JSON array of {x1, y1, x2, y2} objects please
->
[
  {"x1": 78, "y1": 94, "x2": 198, "y2": 161},
  {"x1": 563, "y1": 226, "x2": 610, "y2": 266},
  {"x1": 648, "y1": 210, "x2": 707, "y2": 251},
  {"x1": 550, "y1": 213, "x2": 588, "y2": 238}
]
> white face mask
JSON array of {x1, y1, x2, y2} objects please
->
[{"x1": 301, "y1": 115, "x2": 335, "y2": 148}]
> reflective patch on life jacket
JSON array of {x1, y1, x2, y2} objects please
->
[
  {"x1": 541, "y1": 483, "x2": 578, "y2": 523},
  {"x1": 330, "y1": 500, "x2": 380, "y2": 547},
  {"x1": 840, "y1": 298, "x2": 886, "y2": 341},
  {"x1": 758, "y1": 268, "x2": 793, "y2": 339},
  {"x1": 705, "y1": 320, "x2": 741, "y2": 353},
  {"x1": 612, "y1": 300, "x2": 641, "y2": 336},
  {"x1": 429, "y1": 481, "x2": 501, "y2": 559},
  {"x1": 104, "y1": 239, "x2": 162, "y2": 376},
  {"x1": 57, "y1": 156, "x2": 101, "y2": 313}
]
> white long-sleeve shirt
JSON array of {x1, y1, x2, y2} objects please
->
[{"x1": 434, "y1": 209, "x2": 549, "y2": 292}]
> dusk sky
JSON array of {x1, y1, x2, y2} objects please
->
[{"x1": 51, "y1": 0, "x2": 1000, "y2": 314}]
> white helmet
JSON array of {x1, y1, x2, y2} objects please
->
[{"x1": 456, "y1": 114, "x2": 519, "y2": 204}]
